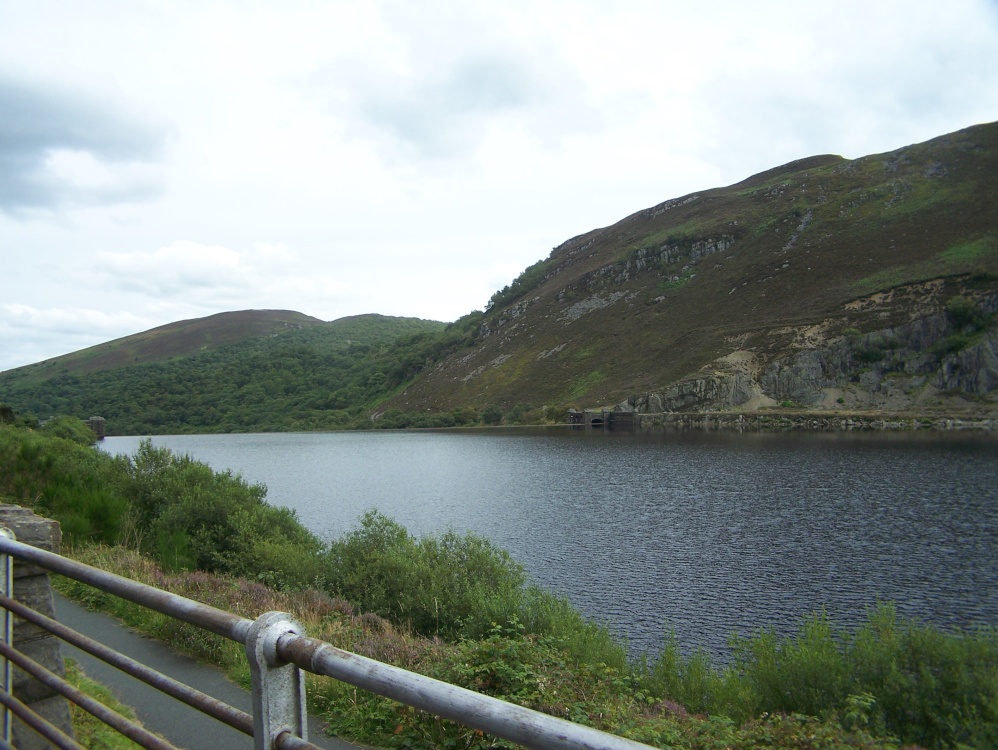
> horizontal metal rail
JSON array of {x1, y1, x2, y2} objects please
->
[
  {"x1": 0, "y1": 594, "x2": 254, "y2": 737},
  {"x1": 0, "y1": 688, "x2": 83, "y2": 750},
  {"x1": 0, "y1": 535, "x2": 655, "y2": 750},
  {"x1": 0, "y1": 640, "x2": 178, "y2": 750}
]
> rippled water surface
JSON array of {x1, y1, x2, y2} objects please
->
[{"x1": 102, "y1": 428, "x2": 998, "y2": 657}]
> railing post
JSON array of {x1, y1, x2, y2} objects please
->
[
  {"x1": 0, "y1": 527, "x2": 13, "y2": 746},
  {"x1": 245, "y1": 611, "x2": 308, "y2": 749},
  {"x1": 0, "y1": 505, "x2": 76, "y2": 750}
]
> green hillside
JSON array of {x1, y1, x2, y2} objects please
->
[{"x1": 0, "y1": 312, "x2": 450, "y2": 434}]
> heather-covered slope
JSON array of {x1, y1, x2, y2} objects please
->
[{"x1": 383, "y1": 122, "x2": 998, "y2": 416}]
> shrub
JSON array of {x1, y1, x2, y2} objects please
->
[
  {"x1": 846, "y1": 603, "x2": 998, "y2": 749},
  {"x1": 327, "y1": 510, "x2": 527, "y2": 639},
  {"x1": 481, "y1": 404, "x2": 503, "y2": 425},
  {"x1": 40, "y1": 416, "x2": 97, "y2": 446},
  {"x1": 854, "y1": 347, "x2": 885, "y2": 364},
  {"x1": 123, "y1": 440, "x2": 324, "y2": 577},
  {"x1": 946, "y1": 296, "x2": 989, "y2": 331},
  {"x1": 729, "y1": 612, "x2": 849, "y2": 719}
]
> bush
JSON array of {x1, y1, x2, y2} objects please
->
[
  {"x1": 0, "y1": 425, "x2": 129, "y2": 546},
  {"x1": 847, "y1": 603, "x2": 998, "y2": 749},
  {"x1": 481, "y1": 404, "x2": 503, "y2": 425},
  {"x1": 946, "y1": 296, "x2": 989, "y2": 331},
  {"x1": 328, "y1": 510, "x2": 527, "y2": 639},
  {"x1": 125, "y1": 441, "x2": 324, "y2": 577},
  {"x1": 40, "y1": 416, "x2": 97, "y2": 446},
  {"x1": 729, "y1": 612, "x2": 850, "y2": 719},
  {"x1": 854, "y1": 346, "x2": 885, "y2": 364}
]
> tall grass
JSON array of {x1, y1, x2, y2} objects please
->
[{"x1": 636, "y1": 604, "x2": 998, "y2": 749}]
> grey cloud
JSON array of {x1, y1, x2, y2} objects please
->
[
  {"x1": 320, "y1": 43, "x2": 602, "y2": 161},
  {"x1": 0, "y1": 76, "x2": 174, "y2": 214},
  {"x1": 354, "y1": 54, "x2": 539, "y2": 156}
]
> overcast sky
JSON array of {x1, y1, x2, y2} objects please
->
[{"x1": 2, "y1": 0, "x2": 997, "y2": 372}]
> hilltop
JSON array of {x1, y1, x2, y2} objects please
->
[
  {"x1": 1, "y1": 122, "x2": 996, "y2": 432},
  {"x1": 6, "y1": 310, "x2": 325, "y2": 381}
]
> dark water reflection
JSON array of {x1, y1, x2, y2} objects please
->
[{"x1": 102, "y1": 428, "x2": 998, "y2": 658}]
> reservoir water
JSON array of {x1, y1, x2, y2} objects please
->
[{"x1": 101, "y1": 428, "x2": 998, "y2": 658}]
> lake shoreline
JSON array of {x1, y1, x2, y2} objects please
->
[{"x1": 634, "y1": 410, "x2": 997, "y2": 432}]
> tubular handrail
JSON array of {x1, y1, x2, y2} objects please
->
[
  {"x1": 0, "y1": 594, "x2": 255, "y2": 736},
  {"x1": 0, "y1": 640, "x2": 176, "y2": 750},
  {"x1": 0, "y1": 535, "x2": 655, "y2": 750}
]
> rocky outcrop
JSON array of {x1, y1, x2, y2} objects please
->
[{"x1": 624, "y1": 298, "x2": 998, "y2": 414}]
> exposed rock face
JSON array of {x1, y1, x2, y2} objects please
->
[{"x1": 627, "y1": 297, "x2": 998, "y2": 413}]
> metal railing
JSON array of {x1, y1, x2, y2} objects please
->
[{"x1": 0, "y1": 534, "x2": 655, "y2": 750}]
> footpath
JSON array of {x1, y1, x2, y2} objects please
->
[{"x1": 53, "y1": 593, "x2": 362, "y2": 749}]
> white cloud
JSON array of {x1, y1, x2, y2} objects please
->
[
  {"x1": 0, "y1": 304, "x2": 156, "y2": 371},
  {"x1": 88, "y1": 241, "x2": 352, "y2": 312},
  {"x1": 311, "y1": 3, "x2": 604, "y2": 163}
]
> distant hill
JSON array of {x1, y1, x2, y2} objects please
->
[
  {"x1": 2, "y1": 122, "x2": 996, "y2": 433},
  {"x1": 7, "y1": 310, "x2": 325, "y2": 381},
  {"x1": 0, "y1": 312, "x2": 448, "y2": 433}
]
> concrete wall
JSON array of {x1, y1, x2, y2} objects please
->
[{"x1": 0, "y1": 504, "x2": 76, "y2": 749}]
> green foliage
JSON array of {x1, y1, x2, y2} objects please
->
[
  {"x1": 642, "y1": 631, "x2": 728, "y2": 715},
  {"x1": 504, "y1": 403, "x2": 537, "y2": 424},
  {"x1": 633, "y1": 221, "x2": 709, "y2": 250},
  {"x1": 481, "y1": 403, "x2": 503, "y2": 425},
  {"x1": 729, "y1": 613, "x2": 850, "y2": 719},
  {"x1": 125, "y1": 440, "x2": 324, "y2": 578},
  {"x1": 945, "y1": 296, "x2": 990, "y2": 331},
  {"x1": 853, "y1": 233, "x2": 998, "y2": 296},
  {"x1": 637, "y1": 603, "x2": 998, "y2": 750},
  {"x1": 658, "y1": 268, "x2": 695, "y2": 291},
  {"x1": 65, "y1": 659, "x2": 146, "y2": 749},
  {"x1": 932, "y1": 332, "x2": 976, "y2": 358},
  {"x1": 846, "y1": 603, "x2": 998, "y2": 749},
  {"x1": 930, "y1": 297, "x2": 993, "y2": 358},
  {"x1": 487, "y1": 258, "x2": 555, "y2": 311},
  {"x1": 328, "y1": 511, "x2": 527, "y2": 639},
  {"x1": 0, "y1": 424, "x2": 128, "y2": 546},
  {"x1": 854, "y1": 347, "x2": 885, "y2": 364},
  {"x1": 40, "y1": 416, "x2": 97, "y2": 446},
  {"x1": 373, "y1": 410, "x2": 460, "y2": 429},
  {"x1": 0, "y1": 315, "x2": 457, "y2": 435},
  {"x1": 566, "y1": 370, "x2": 606, "y2": 400},
  {"x1": 518, "y1": 586, "x2": 628, "y2": 671},
  {"x1": 940, "y1": 234, "x2": 998, "y2": 268}
]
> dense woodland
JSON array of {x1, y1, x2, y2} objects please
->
[
  {"x1": 1, "y1": 410, "x2": 995, "y2": 749},
  {"x1": 1, "y1": 312, "x2": 503, "y2": 434}
]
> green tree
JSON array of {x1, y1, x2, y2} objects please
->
[{"x1": 481, "y1": 404, "x2": 503, "y2": 425}]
